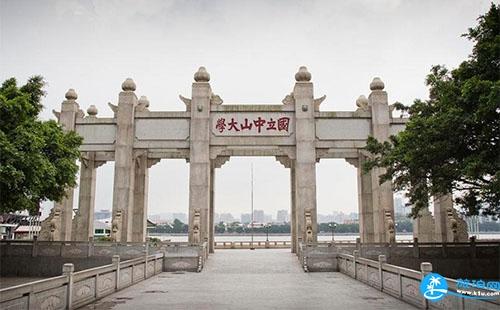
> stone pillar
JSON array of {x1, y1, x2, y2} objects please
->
[
  {"x1": 368, "y1": 77, "x2": 395, "y2": 243},
  {"x1": 72, "y1": 152, "x2": 102, "y2": 241},
  {"x1": 433, "y1": 194, "x2": 468, "y2": 242},
  {"x1": 111, "y1": 78, "x2": 138, "y2": 242},
  {"x1": 290, "y1": 163, "x2": 297, "y2": 253},
  {"x1": 293, "y1": 67, "x2": 318, "y2": 243},
  {"x1": 209, "y1": 165, "x2": 215, "y2": 253},
  {"x1": 131, "y1": 152, "x2": 157, "y2": 242},
  {"x1": 188, "y1": 67, "x2": 212, "y2": 244},
  {"x1": 40, "y1": 89, "x2": 82, "y2": 241},
  {"x1": 434, "y1": 194, "x2": 452, "y2": 242},
  {"x1": 348, "y1": 154, "x2": 375, "y2": 243},
  {"x1": 413, "y1": 206, "x2": 435, "y2": 242},
  {"x1": 208, "y1": 156, "x2": 229, "y2": 252}
]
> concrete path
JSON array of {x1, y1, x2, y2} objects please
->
[{"x1": 81, "y1": 249, "x2": 416, "y2": 310}]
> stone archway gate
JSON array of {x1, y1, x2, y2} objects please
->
[{"x1": 40, "y1": 66, "x2": 409, "y2": 253}]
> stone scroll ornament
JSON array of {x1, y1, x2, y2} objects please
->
[
  {"x1": 385, "y1": 210, "x2": 396, "y2": 243},
  {"x1": 39, "y1": 206, "x2": 61, "y2": 241},
  {"x1": 305, "y1": 208, "x2": 314, "y2": 244},
  {"x1": 446, "y1": 207, "x2": 459, "y2": 242},
  {"x1": 49, "y1": 207, "x2": 62, "y2": 241},
  {"x1": 445, "y1": 206, "x2": 469, "y2": 242},
  {"x1": 192, "y1": 208, "x2": 201, "y2": 244},
  {"x1": 111, "y1": 210, "x2": 123, "y2": 242}
]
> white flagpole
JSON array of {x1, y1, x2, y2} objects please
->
[{"x1": 250, "y1": 162, "x2": 255, "y2": 250}]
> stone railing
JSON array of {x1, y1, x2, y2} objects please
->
[
  {"x1": 0, "y1": 253, "x2": 163, "y2": 310},
  {"x1": 214, "y1": 240, "x2": 291, "y2": 249},
  {"x1": 1, "y1": 240, "x2": 209, "y2": 276},
  {"x1": 298, "y1": 242, "x2": 338, "y2": 272},
  {"x1": 0, "y1": 240, "x2": 162, "y2": 259},
  {"x1": 337, "y1": 253, "x2": 500, "y2": 309},
  {"x1": 162, "y1": 242, "x2": 208, "y2": 272}
]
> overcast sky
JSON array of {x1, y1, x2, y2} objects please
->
[{"x1": 1, "y1": 0, "x2": 494, "y2": 219}]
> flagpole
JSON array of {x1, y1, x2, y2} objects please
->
[{"x1": 250, "y1": 162, "x2": 255, "y2": 250}]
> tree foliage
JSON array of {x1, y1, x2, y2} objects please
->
[
  {"x1": 0, "y1": 76, "x2": 82, "y2": 214},
  {"x1": 365, "y1": 4, "x2": 500, "y2": 218}
]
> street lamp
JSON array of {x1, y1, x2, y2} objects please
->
[
  {"x1": 328, "y1": 223, "x2": 337, "y2": 242},
  {"x1": 265, "y1": 223, "x2": 271, "y2": 242}
]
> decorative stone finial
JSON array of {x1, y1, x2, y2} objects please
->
[
  {"x1": 121, "y1": 78, "x2": 136, "y2": 91},
  {"x1": 194, "y1": 66, "x2": 210, "y2": 82},
  {"x1": 138, "y1": 96, "x2": 150, "y2": 107},
  {"x1": 356, "y1": 95, "x2": 368, "y2": 107},
  {"x1": 295, "y1": 66, "x2": 312, "y2": 82},
  {"x1": 65, "y1": 88, "x2": 78, "y2": 100},
  {"x1": 87, "y1": 105, "x2": 98, "y2": 116},
  {"x1": 370, "y1": 77, "x2": 385, "y2": 91}
]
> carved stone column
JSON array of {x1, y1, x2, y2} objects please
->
[
  {"x1": 72, "y1": 152, "x2": 105, "y2": 241},
  {"x1": 131, "y1": 152, "x2": 160, "y2": 242},
  {"x1": 434, "y1": 195, "x2": 452, "y2": 242},
  {"x1": 209, "y1": 165, "x2": 215, "y2": 253},
  {"x1": 40, "y1": 89, "x2": 83, "y2": 241},
  {"x1": 290, "y1": 162, "x2": 297, "y2": 253},
  {"x1": 346, "y1": 155, "x2": 375, "y2": 243},
  {"x1": 188, "y1": 67, "x2": 212, "y2": 244},
  {"x1": 368, "y1": 77, "x2": 395, "y2": 243},
  {"x1": 111, "y1": 78, "x2": 138, "y2": 242},
  {"x1": 292, "y1": 67, "x2": 318, "y2": 243},
  {"x1": 275, "y1": 155, "x2": 296, "y2": 253},
  {"x1": 413, "y1": 207, "x2": 435, "y2": 242},
  {"x1": 433, "y1": 194, "x2": 468, "y2": 242}
]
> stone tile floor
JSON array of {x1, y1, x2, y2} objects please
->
[{"x1": 81, "y1": 249, "x2": 416, "y2": 309}]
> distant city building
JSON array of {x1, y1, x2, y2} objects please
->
[
  {"x1": 276, "y1": 210, "x2": 289, "y2": 223},
  {"x1": 253, "y1": 210, "x2": 264, "y2": 223},
  {"x1": 343, "y1": 219, "x2": 359, "y2": 225},
  {"x1": 220, "y1": 213, "x2": 235, "y2": 223},
  {"x1": 94, "y1": 209, "x2": 111, "y2": 220},
  {"x1": 241, "y1": 213, "x2": 251, "y2": 224},
  {"x1": 213, "y1": 213, "x2": 221, "y2": 224},
  {"x1": 317, "y1": 214, "x2": 334, "y2": 223},
  {"x1": 264, "y1": 214, "x2": 273, "y2": 224},
  {"x1": 394, "y1": 196, "x2": 409, "y2": 216}
]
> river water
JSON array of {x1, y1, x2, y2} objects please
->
[{"x1": 148, "y1": 232, "x2": 500, "y2": 242}]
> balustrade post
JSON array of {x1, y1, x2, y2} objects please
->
[
  {"x1": 112, "y1": 255, "x2": 120, "y2": 290},
  {"x1": 88, "y1": 237, "x2": 94, "y2": 257},
  {"x1": 32, "y1": 236, "x2": 38, "y2": 257},
  {"x1": 62, "y1": 263, "x2": 74, "y2": 309},
  {"x1": 353, "y1": 250, "x2": 359, "y2": 279},
  {"x1": 378, "y1": 255, "x2": 386, "y2": 291},
  {"x1": 144, "y1": 241, "x2": 149, "y2": 278},
  {"x1": 413, "y1": 237, "x2": 419, "y2": 258},
  {"x1": 469, "y1": 236, "x2": 476, "y2": 259},
  {"x1": 420, "y1": 262, "x2": 432, "y2": 309}
]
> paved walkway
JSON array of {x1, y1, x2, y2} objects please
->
[{"x1": 82, "y1": 249, "x2": 416, "y2": 310}]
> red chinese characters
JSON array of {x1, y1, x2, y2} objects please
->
[{"x1": 214, "y1": 116, "x2": 291, "y2": 134}]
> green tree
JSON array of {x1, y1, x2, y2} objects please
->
[
  {"x1": 171, "y1": 218, "x2": 187, "y2": 233},
  {"x1": 365, "y1": 4, "x2": 500, "y2": 218},
  {"x1": 0, "y1": 76, "x2": 82, "y2": 214},
  {"x1": 215, "y1": 222, "x2": 226, "y2": 234}
]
